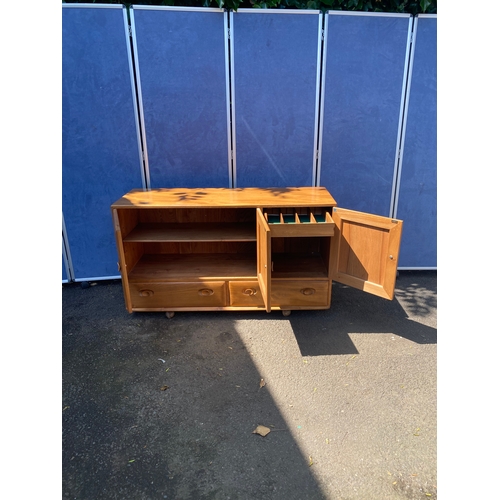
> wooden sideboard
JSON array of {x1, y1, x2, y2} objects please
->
[{"x1": 111, "y1": 187, "x2": 402, "y2": 317}]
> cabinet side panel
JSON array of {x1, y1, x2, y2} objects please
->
[
  {"x1": 256, "y1": 209, "x2": 271, "y2": 311},
  {"x1": 112, "y1": 209, "x2": 134, "y2": 312},
  {"x1": 118, "y1": 210, "x2": 139, "y2": 238}
]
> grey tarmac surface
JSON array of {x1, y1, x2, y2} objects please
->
[{"x1": 62, "y1": 270, "x2": 436, "y2": 500}]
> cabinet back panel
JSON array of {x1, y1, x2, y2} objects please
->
[
  {"x1": 143, "y1": 241, "x2": 256, "y2": 255},
  {"x1": 272, "y1": 237, "x2": 323, "y2": 254},
  {"x1": 139, "y1": 208, "x2": 255, "y2": 224}
]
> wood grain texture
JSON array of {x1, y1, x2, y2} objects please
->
[
  {"x1": 112, "y1": 187, "x2": 337, "y2": 209},
  {"x1": 129, "y1": 281, "x2": 227, "y2": 309},
  {"x1": 331, "y1": 207, "x2": 402, "y2": 300}
]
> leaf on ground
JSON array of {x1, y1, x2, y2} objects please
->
[
  {"x1": 160, "y1": 385, "x2": 169, "y2": 391},
  {"x1": 308, "y1": 455, "x2": 314, "y2": 467},
  {"x1": 259, "y1": 378, "x2": 266, "y2": 389},
  {"x1": 252, "y1": 425, "x2": 271, "y2": 437}
]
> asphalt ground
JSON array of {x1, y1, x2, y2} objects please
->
[{"x1": 62, "y1": 271, "x2": 436, "y2": 500}]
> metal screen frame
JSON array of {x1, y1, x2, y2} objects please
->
[{"x1": 62, "y1": 213, "x2": 74, "y2": 283}]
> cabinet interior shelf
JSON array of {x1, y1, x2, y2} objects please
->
[
  {"x1": 124, "y1": 222, "x2": 256, "y2": 242},
  {"x1": 128, "y1": 253, "x2": 257, "y2": 282},
  {"x1": 127, "y1": 253, "x2": 328, "y2": 282}
]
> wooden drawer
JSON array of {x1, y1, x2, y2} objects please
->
[
  {"x1": 229, "y1": 281, "x2": 264, "y2": 307},
  {"x1": 265, "y1": 212, "x2": 335, "y2": 237},
  {"x1": 229, "y1": 280, "x2": 330, "y2": 308},
  {"x1": 130, "y1": 281, "x2": 227, "y2": 309},
  {"x1": 271, "y1": 280, "x2": 330, "y2": 307}
]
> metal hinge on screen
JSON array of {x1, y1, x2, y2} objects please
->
[
  {"x1": 321, "y1": 29, "x2": 325, "y2": 41},
  {"x1": 228, "y1": 28, "x2": 231, "y2": 40},
  {"x1": 128, "y1": 26, "x2": 133, "y2": 38}
]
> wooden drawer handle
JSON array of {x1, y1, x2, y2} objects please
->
[
  {"x1": 198, "y1": 288, "x2": 214, "y2": 296},
  {"x1": 139, "y1": 289, "x2": 154, "y2": 297},
  {"x1": 300, "y1": 287, "x2": 316, "y2": 296},
  {"x1": 243, "y1": 288, "x2": 257, "y2": 296}
]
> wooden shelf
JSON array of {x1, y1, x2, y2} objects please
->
[
  {"x1": 124, "y1": 222, "x2": 256, "y2": 242},
  {"x1": 128, "y1": 253, "x2": 257, "y2": 282}
]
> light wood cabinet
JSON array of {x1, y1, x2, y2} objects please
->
[{"x1": 111, "y1": 187, "x2": 402, "y2": 316}]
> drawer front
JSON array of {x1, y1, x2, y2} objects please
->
[
  {"x1": 269, "y1": 222, "x2": 334, "y2": 238},
  {"x1": 229, "y1": 281, "x2": 265, "y2": 307},
  {"x1": 271, "y1": 280, "x2": 330, "y2": 307},
  {"x1": 229, "y1": 280, "x2": 330, "y2": 308},
  {"x1": 130, "y1": 281, "x2": 226, "y2": 309}
]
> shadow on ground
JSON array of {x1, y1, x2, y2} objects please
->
[
  {"x1": 63, "y1": 282, "x2": 326, "y2": 499},
  {"x1": 290, "y1": 271, "x2": 437, "y2": 356}
]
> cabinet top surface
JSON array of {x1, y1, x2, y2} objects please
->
[{"x1": 112, "y1": 187, "x2": 337, "y2": 209}]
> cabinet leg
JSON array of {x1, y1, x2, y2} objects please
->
[
  {"x1": 282, "y1": 310, "x2": 291, "y2": 317},
  {"x1": 166, "y1": 312, "x2": 175, "y2": 319}
]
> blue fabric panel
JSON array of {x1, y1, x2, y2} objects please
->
[
  {"x1": 62, "y1": 7, "x2": 144, "y2": 280},
  {"x1": 232, "y1": 12, "x2": 320, "y2": 187},
  {"x1": 320, "y1": 14, "x2": 410, "y2": 216},
  {"x1": 396, "y1": 17, "x2": 437, "y2": 268},
  {"x1": 133, "y1": 9, "x2": 229, "y2": 188}
]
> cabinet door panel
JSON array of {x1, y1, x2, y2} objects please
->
[
  {"x1": 256, "y1": 209, "x2": 271, "y2": 312},
  {"x1": 331, "y1": 208, "x2": 402, "y2": 300}
]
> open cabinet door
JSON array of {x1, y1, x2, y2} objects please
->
[
  {"x1": 331, "y1": 208, "x2": 403, "y2": 300},
  {"x1": 256, "y1": 208, "x2": 271, "y2": 312}
]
